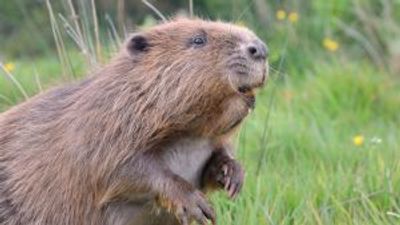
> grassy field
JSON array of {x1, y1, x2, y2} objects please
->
[
  {"x1": 215, "y1": 62, "x2": 400, "y2": 225},
  {"x1": 1, "y1": 1, "x2": 400, "y2": 224}
]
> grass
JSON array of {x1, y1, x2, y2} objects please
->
[
  {"x1": 213, "y1": 61, "x2": 400, "y2": 225},
  {"x1": 1, "y1": 0, "x2": 400, "y2": 224},
  {"x1": 0, "y1": 51, "x2": 87, "y2": 111}
]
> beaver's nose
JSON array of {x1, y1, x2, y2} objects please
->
[{"x1": 247, "y1": 40, "x2": 268, "y2": 61}]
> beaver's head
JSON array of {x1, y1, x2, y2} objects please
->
[{"x1": 122, "y1": 18, "x2": 268, "y2": 114}]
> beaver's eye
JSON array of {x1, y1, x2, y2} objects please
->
[
  {"x1": 191, "y1": 35, "x2": 207, "y2": 47},
  {"x1": 193, "y1": 37, "x2": 205, "y2": 45}
]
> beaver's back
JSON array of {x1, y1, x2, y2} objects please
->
[{"x1": 0, "y1": 80, "x2": 103, "y2": 225}]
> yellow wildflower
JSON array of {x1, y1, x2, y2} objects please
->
[
  {"x1": 282, "y1": 90, "x2": 293, "y2": 102},
  {"x1": 4, "y1": 62, "x2": 15, "y2": 73},
  {"x1": 288, "y1": 12, "x2": 299, "y2": 23},
  {"x1": 353, "y1": 135, "x2": 364, "y2": 147},
  {"x1": 323, "y1": 38, "x2": 339, "y2": 52},
  {"x1": 276, "y1": 10, "x2": 286, "y2": 21}
]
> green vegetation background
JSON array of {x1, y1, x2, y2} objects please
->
[{"x1": 1, "y1": 0, "x2": 400, "y2": 224}]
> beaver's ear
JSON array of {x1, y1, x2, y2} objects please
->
[{"x1": 127, "y1": 33, "x2": 150, "y2": 56}]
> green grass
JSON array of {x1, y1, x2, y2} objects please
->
[
  {"x1": 0, "y1": 51, "x2": 87, "y2": 111},
  {"x1": 211, "y1": 61, "x2": 400, "y2": 225}
]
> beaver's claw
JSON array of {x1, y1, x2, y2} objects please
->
[
  {"x1": 203, "y1": 152, "x2": 244, "y2": 199},
  {"x1": 174, "y1": 189, "x2": 216, "y2": 225},
  {"x1": 216, "y1": 158, "x2": 244, "y2": 198}
]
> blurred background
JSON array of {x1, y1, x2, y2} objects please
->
[{"x1": 0, "y1": 0, "x2": 399, "y2": 224}]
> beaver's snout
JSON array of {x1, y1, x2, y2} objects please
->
[
  {"x1": 246, "y1": 39, "x2": 268, "y2": 61},
  {"x1": 225, "y1": 35, "x2": 268, "y2": 104}
]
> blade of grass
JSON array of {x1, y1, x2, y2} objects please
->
[
  {"x1": 33, "y1": 66, "x2": 43, "y2": 93},
  {"x1": 142, "y1": 0, "x2": 167, "y2": 22},
  {"x1": 189, "y1": 0, "x2": 193, "y2": 17},
  {"x1": 91, "y1": 0, "x2": 101, "y2": 63},
  {"x1": 46, "y1": 0, "x2": 74, "y2": 80}
]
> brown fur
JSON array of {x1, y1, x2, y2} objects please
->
[{"x1": 0, "y1": 18, "x2": 267, "y2": 225}]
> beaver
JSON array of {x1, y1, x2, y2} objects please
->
[{"x1": 0, "y1": 18, "x2": 268, "y2": 225}]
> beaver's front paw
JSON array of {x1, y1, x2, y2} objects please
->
[
  {"x1": 157, "y1": 178, "x2": 216, "y2": 225},
  {"x1": 175, "y1": 189, "x2": 216, "y2": 225},
  {"x1": 203, "y1": 153, "x2": 244, "y2": 199},
  {"x1": 215, "y1": 158, "x2": 244, "y2": 198}
]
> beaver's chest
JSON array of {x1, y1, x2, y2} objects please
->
[
  {"x1": 163, "y1": 137, "x2": 214, "y2": 188},
  {"x1": 108, "y1": 137, "x2": 214, "y2": 225}
]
